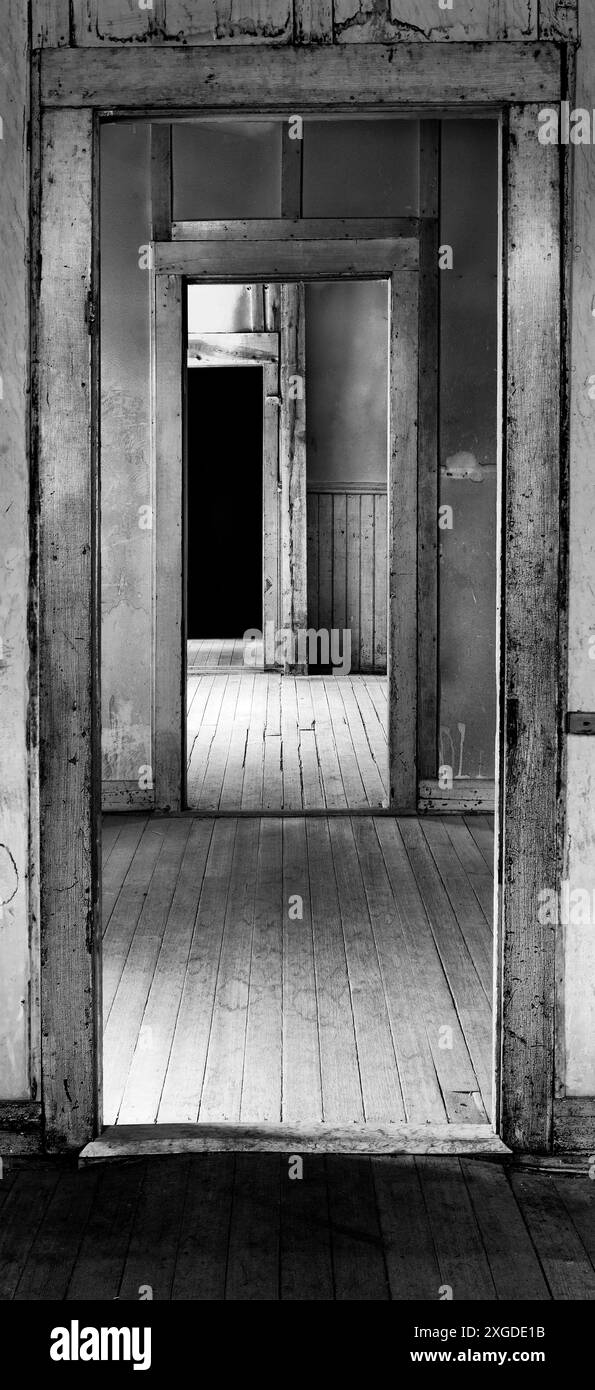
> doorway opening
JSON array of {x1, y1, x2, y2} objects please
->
[
  {"x1": 184, "y1": 277, "x2": 391, "y2": 813},
  {"x1": 99, "y1": 115, "x2": 500, "y2": 1142},
  {"x1": 186, "y1": 365, "x2": 263, "y2": 645}
]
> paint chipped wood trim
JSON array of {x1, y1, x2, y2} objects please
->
[
  {"x1": 539, "y1": 0, "x2": 578, "y2": 41},
  {"x1": 69, "y1": 0, "x2": 165, "y2": 45},
  {"x1": 295, "y1": 0, "x2": 333, "y2": 44},
  {"x1": 39, "y1": 43, "x2": 562, "y2": 108},
  {"x1": 32, "y1": 0, "x2": 70, "y2": 47},
  {"x1": 335, "y1": 0, "x2": 539, "y2": 44},
  {"x1": 38, "y1": 109, "x2": 100, "y2": 1150},
  {"x1": 80, "y1": 1121, "x2": 509, "y2": 1160},
  {"x1": 156, "y1": 237, "x2": 418, "y2": 277},
  {"x1": 500, "y1": 105, "x2": 560, "y2": 1153}
]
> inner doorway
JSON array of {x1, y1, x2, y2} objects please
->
[
  {"x1": 184, "y1": 276, "x2": 392, "y2": 813},
  {"x1": 186, "y1": 365, "x2": 263, "y2": 643}
]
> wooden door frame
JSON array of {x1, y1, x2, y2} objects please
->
[
  {"x1": 187, "y1": 331, "x2": 281, "y2": 673},
  {"x1": 153, "y1": 235, "x2": 419, "y2": 814},
  {"x1": 35, "y1": 46, "x2": 568, "y2": 1152}
]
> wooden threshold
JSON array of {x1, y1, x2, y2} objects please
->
[{"x1": 80, "y1": 1122, "x2": 509, "y2": 1163}]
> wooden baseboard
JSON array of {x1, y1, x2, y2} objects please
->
[
  {"x1": 418, "y1": 778, "x2": 496, "y2": 813},
  {"x1": 102, "y1": 781, "x2": 155, "y2": 812},
  {"x1": 0, "y1": 1101, "x2": 43, "y2": 1154},
  {"x1": 80, "y1": 1122, "x2": 509, "y2": 1163},
  {"x1": 554, "y1": 1098, "x2": 595, "y2": 1153}
]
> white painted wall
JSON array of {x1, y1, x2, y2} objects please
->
[{"x1": 0, "y1": 4, "x2": 33, "y2": 1098}]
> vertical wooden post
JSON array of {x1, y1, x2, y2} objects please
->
[
  {"x1": 417, "y1": 122, "x2": 440, "y2": 781},
  {"x1": 500, "y1": 106, "x2": 560, "y2": 1151},
  {"x1": 388, "y1": 271, "x2": 419, "y2": 810},
  {"x1": 154, "y1": 273, "x2": 184, "y2": 811},
  {"x1": 280, "y1": 282, "x2": 307, "y2": 673},
  {"x1": 263, "y1": 358, "x2": 281, "y2": 669},
  {"x1": 38, "y1": 110, "x2": 100, "y2": 1148}
]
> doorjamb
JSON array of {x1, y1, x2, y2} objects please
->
[
  {"x1": 35, "y1": 82, "x2": 565, "y2": 1152},
  {"x1": 153, "y1": 237, "x2": 419, "y2": 814}
]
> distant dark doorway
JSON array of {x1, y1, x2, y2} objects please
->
[{"x1": 186, "y1": 365, "x2": 263, "y2": 638}]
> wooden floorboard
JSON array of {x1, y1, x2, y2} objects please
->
[
  {"x1": 186, "y1": 663, "x2": 389, "y2": 812},
  {"x1": 2, "y1": 1157, "x2": 593, "y2": 1301},
  {"x1": 102, "y1": 813, "x2": 495, "y2": 1130},
  {"x1": 157, "y1": 819, "x2": 237, "y2": 1124}
]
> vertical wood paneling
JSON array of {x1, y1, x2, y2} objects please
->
[
  {"x1": 346, "y1": 494, "x2": 361, "y2": 667},
  {"x1": 360, "y1": 493, "x2": 375, "y2": 671},
  {"x1": 317, "y1": 495, "x2": 333, "y2": 637},
  {"x1": 307, "y1": 493, "x2": 319, "y2": 632},
  {"x1": 373, "y1": 493, "x2": 387, "y2": 670},
  {"x1": 389, "y1": 271, "x2": 419, "y2": 809},
  {"x1": 154, "y1": 274, "x2": 184, "y2": 812},
  {"x1": 39, "y1": 110, "x2": 99, "y2": 1147},
  {"x1": 332, "y1": 494, "x2": 347, "y2": 636},
  {"x1": 307, "y1": 490, "x2": 387, "y2": 672},
  {"x1": 501, "y1": 106, "x2": 560, "y2": 1152}
]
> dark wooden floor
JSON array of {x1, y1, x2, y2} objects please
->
[
  {"x1": 102, "y1": 814, "x2": 494, "y2": 1128},
  {"x1": 0, "y1": 1155, "x2": 594, "y2": 1300}
]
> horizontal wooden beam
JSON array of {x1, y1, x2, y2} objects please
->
[
  {"x1": 188, "y1": 332, "x2": 279, "y2": 365},
  {"x1": 80, "y1": 1121, "x2": 510, "y2": 1161},
  {"x1": 173, "y1": 217, "x2": 420, "y2": 241},
  {"x1": 156, "y1": 238, "x2": 418, "y2": 277},
  {"x1": 307, "y1": 480, "x2": 387, "y2": 494},
  {"x1": 40, "y1": 43, "x2": 561, "y2": 110}
]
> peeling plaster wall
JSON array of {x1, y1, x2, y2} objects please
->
[
  {"x1": 563, "y1": 0, "x2": 595, "y2": 1096},
  {"x1": 0, "y1": 4, "x2": 32, "y2": 1098}
]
